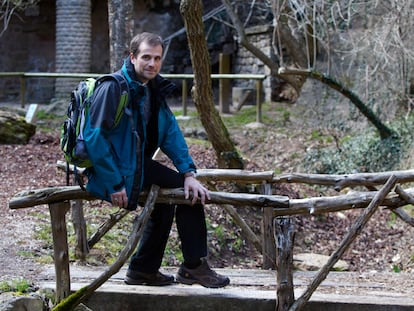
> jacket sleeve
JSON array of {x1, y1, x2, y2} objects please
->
[
  {"x1": 83, "y1": 80, "x2": 125, "y2": 195},
  {"x1": 158, "y1": 105, "x2": 197, "y2": 174}
]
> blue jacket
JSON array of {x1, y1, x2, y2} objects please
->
[{"x1": 83, "y1": 59, "x2": 196, "y2": 207}]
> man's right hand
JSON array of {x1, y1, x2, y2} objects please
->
[{"x1": 110, "y1": 188, "x2": 128, "y2": 209}]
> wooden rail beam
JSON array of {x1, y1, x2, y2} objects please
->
[{"x1": 8, "y1": 186, "x2": 289, "y2": 210}]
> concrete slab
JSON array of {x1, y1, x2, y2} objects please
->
[{"x1": 38, "y1": 265, "x2": 414, "y2": 311}]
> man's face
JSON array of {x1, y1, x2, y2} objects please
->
[{"x1": 130, "y1": 41, "x2": 163, "y2": 83}]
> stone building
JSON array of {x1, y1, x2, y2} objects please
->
[{"x1": 0, "y1": 0, "x2": 275, "y2": 106}]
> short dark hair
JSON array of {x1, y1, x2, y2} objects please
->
[{"x1": 130, "y1": 32, "x2": 164, "y2": 57}]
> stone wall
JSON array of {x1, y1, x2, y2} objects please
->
[
  {"x1": 0, "y1": 1, "x2": 183, "y2": 104},
  {"x1": 0, "y1": 0, "x2": 56, "y2": 103},
  {"x1": 232, "y1": 25, "x2": 275, "y2": 103}
]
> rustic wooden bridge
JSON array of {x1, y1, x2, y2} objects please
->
[{"x1": 8, "y1": 167, "x2": 414, "y2": 310}]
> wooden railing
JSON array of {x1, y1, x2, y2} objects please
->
[
  {"x1": 8, "y1": 168, "x2": 414, "y2": 310},
  {"x1": 0, "y1": 72, "x2": 266, "y2": 121}
]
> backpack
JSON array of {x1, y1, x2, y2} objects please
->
[{"x1": 60, "y1": 73, "x2": 130, "y2": 187}]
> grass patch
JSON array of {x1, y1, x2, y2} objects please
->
[{"x1": 0, "y1": 279, "x2": 32, "y2": 294}]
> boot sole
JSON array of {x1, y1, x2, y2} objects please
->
[
  {"x1": 176, "y1": 274, "x2": 230, "y2": 288},
  {"x1": 124, "y1": 276, "x2": 175, "y2": 286}
]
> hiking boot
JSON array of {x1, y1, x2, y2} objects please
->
[
  {"x1": 124, "y1": 269, "x2": 175, "y2": 286},
  {"x1": 176, "y1": 258, "x2": 230, "y2": 288}
]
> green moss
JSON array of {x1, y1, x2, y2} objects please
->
[{"x1": 51, "y1": 286, "x2": 88, "y2": 311}]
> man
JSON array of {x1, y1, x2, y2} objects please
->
[{"x1": 83, "y1": 32, "x2": 230, "y2": 288}]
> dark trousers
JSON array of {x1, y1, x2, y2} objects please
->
[{"x1": 128, "y1": 158, "x2": 208, "y2": 273}]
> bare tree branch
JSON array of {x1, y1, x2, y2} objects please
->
[
  {"x1": 0, "y1": 0, "x2": 39, "y2": 37},
  {"x1": 279, "y1": 66, "x2": 397, "y2": 139}
]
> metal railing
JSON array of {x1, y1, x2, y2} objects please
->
[{"x1": 0, "y1": 72, "x2": 266, "y2": 121}]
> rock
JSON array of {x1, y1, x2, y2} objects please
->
[
  {"x1": 0, "y1": 110, "x2": 36, "y2": 144},
  {"x1": 0, "y1": 293, "x2": 45, "y2": 311},
  {"x1": 294, "y1": 253, "x2": 349, "y2": 271}
]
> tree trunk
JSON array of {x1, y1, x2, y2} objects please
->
[
  {"x1": 107, "y1": 0, "x2": 133, "y2": 72},
  {"x1": 55, "y1": 0, "x2": 91, "y2": 100},
  {"x1": 180, "y1": 0, "x2": 244, "y2": 169}
]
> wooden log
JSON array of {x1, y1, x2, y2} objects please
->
[
  {"x1": 274, "y1": 217, "x2": 295, "y2": 311},
  {"x1": 56, "y1": 160, "x2": 414, "y2": 189},
  {"x1": 52, "y1": 185, "x2": 159, "y2": 311},
  {"x1": 8, "y1": 186, "x2": 289, "y2": 209},
  {"x1": 274, "y1": 170, "x2": 414, "y2": 190},
  {"x1": 9, "y1": 186, "x2": 95, "y2": 209},
  {"x1": 274, "y1": 187, "x2": 414, "y2": 217},
  {"x1": 49, "y1": 201, "x2": 71, "y2": 303},
  {"x1": 261, "y1": 183, "x2": 276, "y2": 269},
  {"x1": 197, "y1": 168, "x2": 274, "y2": 183},
  {"x1": 9, "y1": 185, "x2": 414, "y2": 217},
  {"x1": 289, "y1": 175, "x2": 398, "y2": 311},
  {"x1": 149, "y1": 189, "x2": 289, "y2": 208},
  {"x1": 56, "y1": 160, "x2": 275, "y2": 184}
]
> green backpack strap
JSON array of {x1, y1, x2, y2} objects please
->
[
  {"x1": 114, "y1": 84, "x2": 129, "y2": 127},
  {"x1": 96, "y1": 73, "x2": 130, "y2": 128}
]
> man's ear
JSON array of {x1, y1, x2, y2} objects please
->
[{"x1": 130, "y1": 53, "x2": 135, "y2": 64}]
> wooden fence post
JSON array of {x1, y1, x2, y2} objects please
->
[
  {"x1": 261, "y1": 183, "x2": 276, "y2": 269},
  {"x1": 71, "y1": 199, "x2": 89, "y2": 261},
  {"x1": 219, "y1": 53, "x2": 231, "y2": 113},
  {"x1": 49, "y1": 201, "x2": 71, "y2": 303},
  {"x1": 256, "y1": 79, "x2": 263, "y2": 123},
  {"x1": 274, "y1": 217, "x2": 295, "y2": 311},
  {"x1": 182, "y1": 79, "x2": 188, "y2": 116}
]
